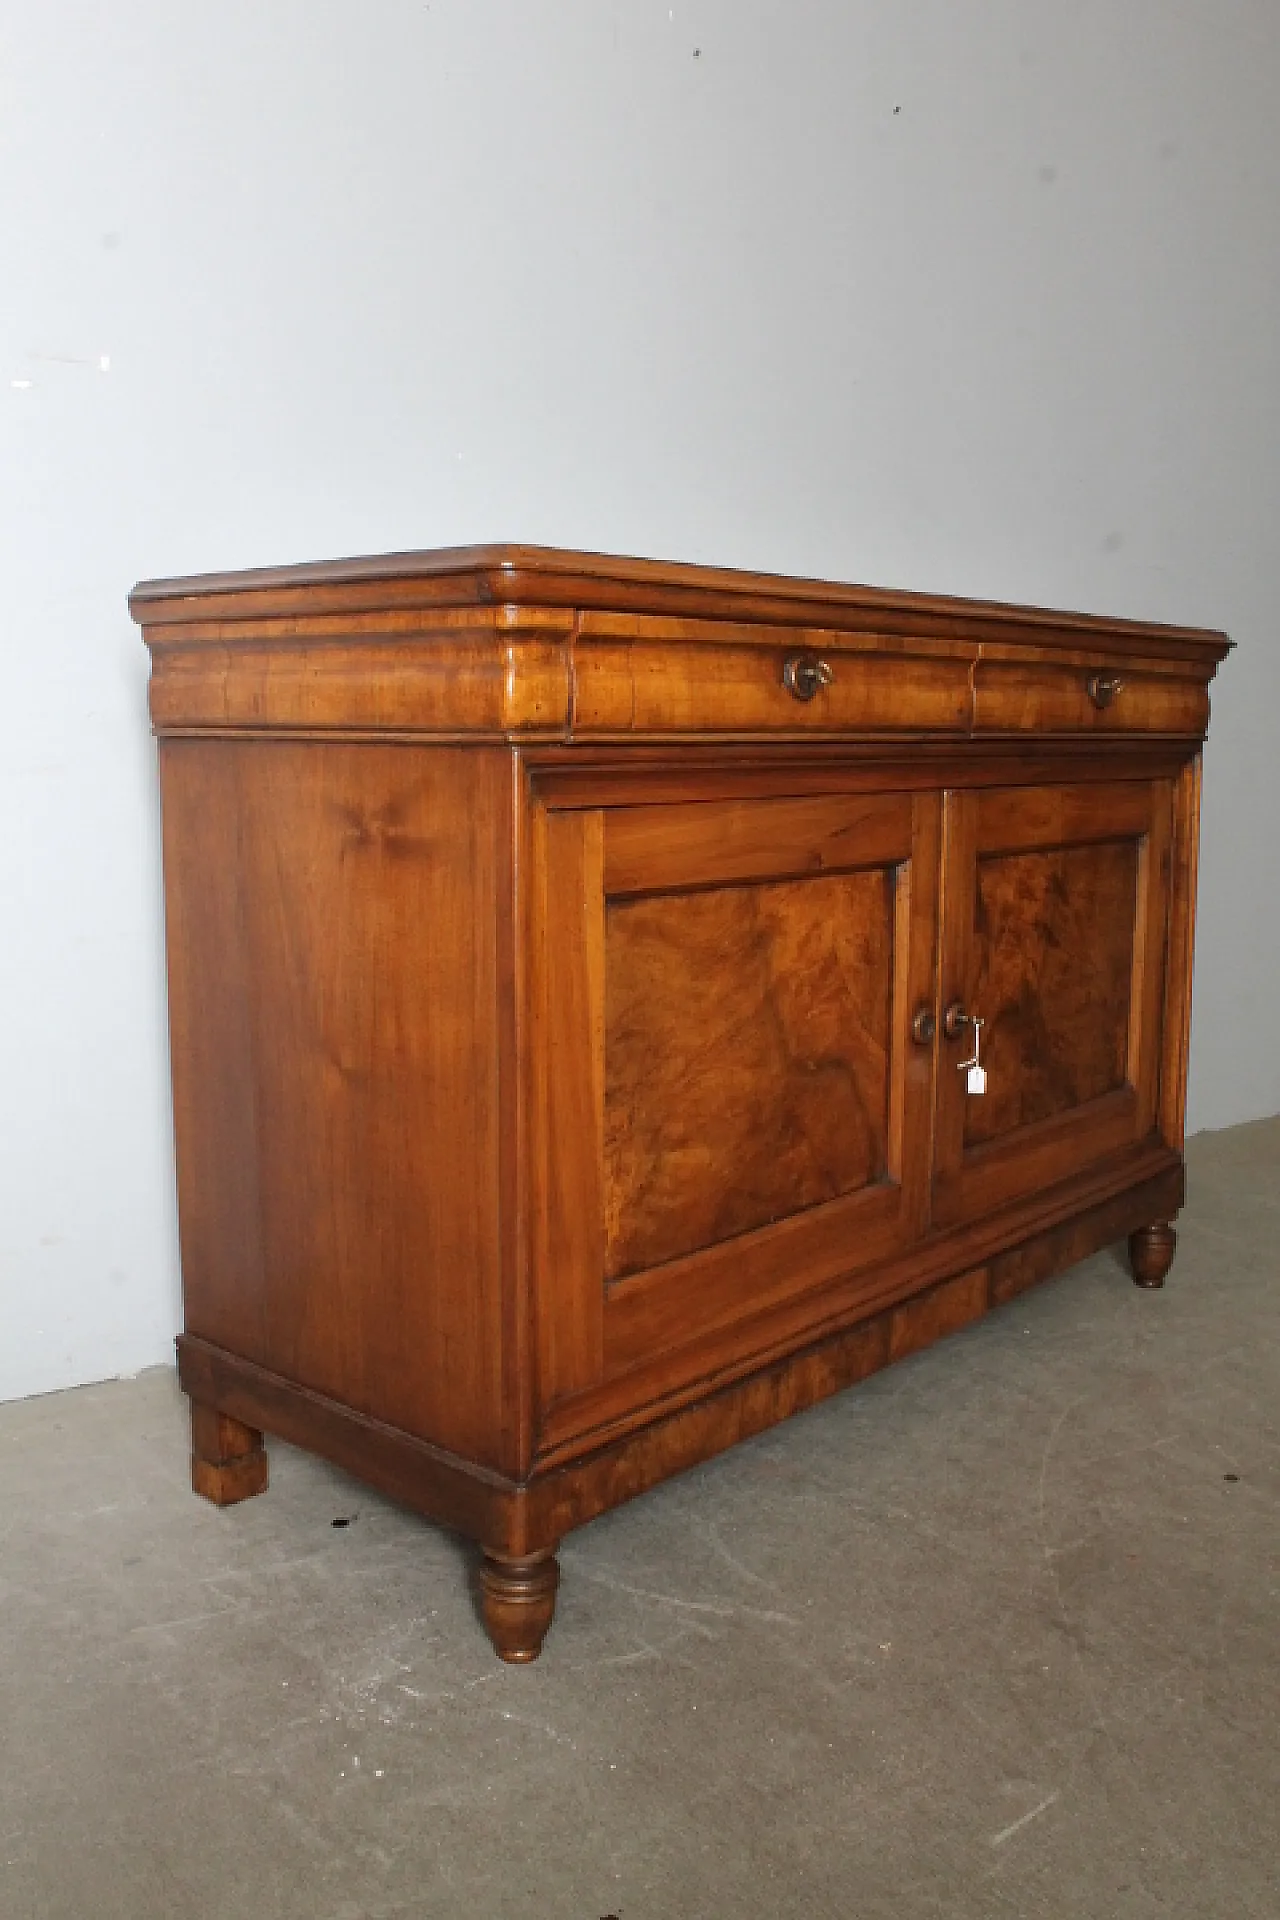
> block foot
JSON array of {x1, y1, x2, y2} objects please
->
[{"x1": 190, "y1": 1402, "x2": 269, "y2": 1505}]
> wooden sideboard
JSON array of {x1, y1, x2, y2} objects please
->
[{"x1": 132, "y1": 546, "x2": 1230, "y2": 1661}]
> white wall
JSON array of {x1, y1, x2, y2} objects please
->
[{"x1": 3, "y1": 0, "x2": 1278, "y2": 1401}]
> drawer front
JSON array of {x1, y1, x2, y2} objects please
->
[
  {"x1": 572, "y1": 633, "x2": 972, "y2": 735},
  {"x1": 973, "y1": 659, "x2": 1209, "y2": 736}
]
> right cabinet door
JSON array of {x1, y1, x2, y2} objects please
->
[{"x1": 931, "y1": 779, "x2": 1173, "y2": 1229}]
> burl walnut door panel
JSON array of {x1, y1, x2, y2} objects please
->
[
  {"x1": 931, "y1": 780, "x2": 1173, "y2": 1229},
  {"x1": 603, "y1": 864, "x2": 895, "y2": 1279},
  {"x1": 531, "y1": 789, "x2": 941, "y2": 1431}
]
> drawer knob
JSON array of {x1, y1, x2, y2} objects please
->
[
  {"x1": 1086, "y1": 672, "x2": 1122, "y2": 710},
  {"x1": 782, "y1": 652, "x2": 834, "y2": 702},
  {"x1": 943, "y1": 1001, "x2": 975, "y2": 1041}
]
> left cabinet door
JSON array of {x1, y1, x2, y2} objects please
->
[{"x1": 529, "y1": 784, "x2": 942, "y2": 1445}]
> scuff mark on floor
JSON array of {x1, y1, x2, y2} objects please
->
[
  {"x1": 990, "y1": 1790, "x2": 1060, "y2": 1846},
  {"x1": 567, "y1": 1562, "x2": 799, "y2": 1626}
]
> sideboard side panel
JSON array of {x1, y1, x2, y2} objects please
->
[
  {"x1": 161, "y1": 743, "x2": 270, "y2": 1365},
  {"x1": 160, "y1": 740, "x2": 511, "y2": 1469}
]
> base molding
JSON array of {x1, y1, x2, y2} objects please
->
[
  {"x1": 177, "y1": 1159, "x2": 1182, "y2": 1564},
  {"x1": 527, "y1": 1161, "x2": 1183, "y2": 1540}
]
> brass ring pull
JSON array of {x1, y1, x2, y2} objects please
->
[
  {"x1": 1086, "y1": 672, "x2": 1122, "y2": 710},
  {"x1": 782, "y1": 652, "x2": 834, "y2": 702}
]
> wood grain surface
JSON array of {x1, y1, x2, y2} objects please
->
[
  {"x1": 131, "y1": 543, "x2": 1232, "y2": 669},
  {"x1": 161, "y1": 739, "x2": 513, "y2": 1469},
  {"x1": 603, "y1": 866, "x2": 895, "y2": 1277},
  {"x1": 973, "y1": 659, "x2": 1210, "y2": 734},
  {"x1": 930, "y1": 779, "x2": 1171, "y2": 1231},
  {"x1": 965, "y1": 839, "x2": 1138, "y2": 1145}
]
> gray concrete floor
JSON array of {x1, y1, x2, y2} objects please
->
[{"x1": 2, "y1": 1119, "x2": 1278, "y2": 1920}]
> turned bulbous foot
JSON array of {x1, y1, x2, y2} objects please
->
[
  {"x1": 1129, "y1": 1222, "x2": 1177, "y2": 1289},
  {"x1": 190, "y1": 1403, "x2": 269, "y2": 1505},
  {"x1": 479, "y1": 1550, "x2": 560, "y2": 1663}
]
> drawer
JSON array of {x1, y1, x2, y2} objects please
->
[
  {"x1": 572, "y1": 628, "x2": 972, "y2": 735},
  {"x1": 973, "y1": 658, "x2": 1209, "y2": 735}
]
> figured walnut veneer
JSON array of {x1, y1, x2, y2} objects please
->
[
  {"x1": 604, "y1": 866, "x2": 893, "y2": 1277},
  {"x1": 133, "y1": 544, "x2": 1229, "y2": 1661},
  {"x1": 967, "y1": 840, "x2": 1138, "y2": 1146}
]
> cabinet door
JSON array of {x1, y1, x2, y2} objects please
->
[
  {"x1": 531, "y1": 787, "x2": 941, "y2": 1430},
  {"x1": 931, "y1": 780, "x2": 1172, "y2": 1229}
]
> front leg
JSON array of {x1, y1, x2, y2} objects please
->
[
  {"x1": 478, "y1": 1548, "x2": 560, "y2": 1663},
  {"x1": 190, "y1": 1401, "x2": 269, "y2": 1505},
  {"x1": 1129, "y1": 1222, "x2": 1177, "y2": 1289}
]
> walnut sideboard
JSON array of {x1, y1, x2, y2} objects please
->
[{"x1": 132, "y1": 546, "x2": 1230, "y2": 1661}]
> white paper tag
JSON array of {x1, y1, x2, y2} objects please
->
[{"x1": 967, "y1": 1063, "x2": 987, "y2": 1095}]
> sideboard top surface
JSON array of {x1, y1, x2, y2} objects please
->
[{"x1": 130, "y1": 542, "x2": 1231, "y2": 663}]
